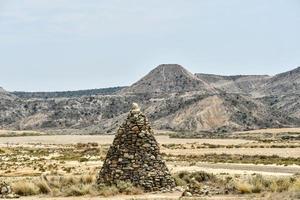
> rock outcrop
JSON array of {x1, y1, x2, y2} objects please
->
[{"x1": 97, "y1": 103, "x2": 175, "y2": 191}]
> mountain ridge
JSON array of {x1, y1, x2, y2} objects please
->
[
  {"x1": 119, "y1": 64, "x2": 217, "y2": 95},
  {"x1": 1, "y1": 64, "x2": 300, "y2": 133},
  {"x1": 12, "y1": 86, "x2": 126, "y2": 99},
  {"x1": 259, "y1": 66, "x2": 300, "y2": 96}
]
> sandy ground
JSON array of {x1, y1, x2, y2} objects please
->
[
  {"x1": 163, "y1": 148, "x2": 300, "y2": 158},
  {"x1": 169, "y1": 162, "x2": 300, "y2": 176},
  {"x1": 234, "y1": 127, "x2": 300, "y2": 134},
  {"x1": 19, "y1": 193, "x2": 265, "y2": 200},
  {"x1": 2, "y1": 159, "x2": 298, "y2": 178},
  {"x1": 0, "y1": 135, "x2": 252, "y2": 146},
  {"x1": 1, "y1": 134, "x2": 299, "y2": 199},
  {"x1": 2, "y1": 134, "x2": 299, "y2": 158}
]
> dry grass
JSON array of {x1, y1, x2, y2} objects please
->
[
  {"x1": 0, "y1": 130, "x2": 45, "y2": 137},
  {"x1": 234, "y1": 175, "x2": 300, "y2": 194},
  {"x1": 0, "y1": 135, "x2": 251, "y2": 146},
  {"x1": 10, "y1": 174, "x2": 143, "y2": 197},
  {"x1": 12, "y1": 180, "x2": 40, "y2": 196},
  {"x1": 290, "y1": 179, "x2": 300, "y2": 192},
  {"x1": 172, "y1": 171, "x2": 217, "y2": 187},
  {"x1": 173, "y1": 171, "x2": 300, "y2": 196},
  {"x1": 163, "y1": 148, "x2": 300, "y2": 158},
  {"x1": 98, "y1": 185, "x2": 119, "y2": 197},
  {"x1": 165, "y1": 153, "x2": 300, "y2": 165},
  {"x1": 1, "y1": 134, "x2": 300, "y2": 198},
  {"x1": 234, "y1": 128, "x2": 300, "y2": 134},
  {"x1": 34, "y1": 177, "x2": 52, "y2": 194},
  {"x1": 64, "y1": 184, "x2": 96, "y2": 197},
  {"x1": 235, "y1": 182, "x2": 253, "y2": 194}
]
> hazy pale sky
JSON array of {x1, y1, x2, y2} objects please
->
[{"x1": 0, "y1": 0, "x2": 299, "y2": 92}]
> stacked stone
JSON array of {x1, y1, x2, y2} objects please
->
[
  {"x1": 97, "y1": 103, "x2": 175, "y2": 192},
  {"x1": 0, "y1": 181, "x2": 11, "y2": 197},
  {"x1": 182, "y1": 180, "x2": 233, "y2": 197},
  {"x1": 0, "y1": 181, "x2": 18, "y2": 198}
]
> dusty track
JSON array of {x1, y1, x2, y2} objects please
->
[
  {"x1": 163, "y1": 148, "x2": 300, "y2": 158},
  {"x1": 169, "y1": 162, "x2": 300, "y2": 176}
]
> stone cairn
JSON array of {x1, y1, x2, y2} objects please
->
[{"x1": 97, "y1": 103, "x2": 175, "y2": 192}]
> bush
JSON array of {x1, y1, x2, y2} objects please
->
[
  {"x1": 273, "y1": 178, "x2": 293, "y2": 192},
  {"x1": 115, "y1": 181, "x2": 143, "y2": 195},
  {"x1": 249, "y1": 174, "x2": 271, "y2": 193},
  {"x1": 173, "y1": 174, "x2": 187, "y2": 186},
  {"x1": 98, "y1": 185, "x2": 119, "y2": 197},
  {"x1": 172, "y1": 171, "x2": 217, "y2": 186},
  {"x1": 235, "y1": 175, "x2": 297, "y2": 194},
  {"x1": 34, "y1": 178, "x2": 51, "y2": 194},
  {"x1": 12, "y1": 181, "x2": 40, "y2": 196},
  {"x1": 80, "y1": 174, "x2": 95, "y2": 184},
  {"x1": 235, "y1": 182, "x2": 253, "y2": 194},
  {"x1": 291, "y1": 179, "x2": 300, "y2": 192},
  {"x1": 64, "y1": 184, "x2": 94, "y2": 196}
]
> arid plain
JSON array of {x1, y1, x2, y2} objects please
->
[{"x1": 1, "y1": 128, "x2": 300, "y2": 199}]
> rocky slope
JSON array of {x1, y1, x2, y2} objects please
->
[
  {"x1": 258, "y1": 67, "x2": 300, "y2": 96},
  {"x1": 195, "y1": 74, "x2": 270, "y2": 97},
  {"x1": 12, "y1": 86, "x2": 126, "y2": 99},
  {"x1": 120, "y1": 64, "x2": 217, "y2": 95},
  {"x1": 0, "y1": 65, "x2": 299, "y2": 134},
  {"x1": 0, "y1": 87, "x2": 16, "y2": 100}
]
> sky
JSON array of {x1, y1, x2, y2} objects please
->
[{"x1": 0, "y1": 0, "x2": 299, "y2": 92}]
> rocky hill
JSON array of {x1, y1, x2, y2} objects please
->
[
  {"x1": 195, "y1": 74, "x2": 270, "y2": 97},
  {"x1": 0, "y1": 87, "x2": 16, "y2": 100},
  {"x1": 12, "y1": 86, "x2": 126, "y2": 99},
  {"x1": 258, "y1": 67, "x2": 300, "y2": 96},
  {"x1": 120, "y1": 64, "x2": 217, "y2": 95},
  {"x1": 0, "y1": 65, "x2": 299, "y2": 134},
  {"x1": 0, "y1": 87, "x2": 5, "y2": 93}
]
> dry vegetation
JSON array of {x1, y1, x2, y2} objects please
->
[
  {"x1": 10, "y1": 175, "x2": 143, "y2": 197},
  {"x1": 5, "y1": 171, "x2": 300, "y2": 198},
  {"x1": 1, "y1": 128, "x2": 300, "y2": 198},
  {"x1": 0, "y1": 130, "x2": 46, "y2": 137},
  {"x1": 173, "y1": 171, "x2": 300, "y2": 195}
]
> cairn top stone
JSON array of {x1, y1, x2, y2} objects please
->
[
  {"x1": 97, "y1": 104, "x2": 175, "y2": 192},
  {"x1": 131, "y1": 102, "x2": 141, "y2": 113}
]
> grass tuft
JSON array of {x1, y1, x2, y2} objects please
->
[
  {"x1": 235, "y1": 182, "x2": 253, "y2": 194},
  {"x1": 12, "y1": 181, "x2": 40, "y2": 196}
]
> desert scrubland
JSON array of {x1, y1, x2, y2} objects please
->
[{"x1": 0, "y1": 128, "x2": 300, "y2": 199}]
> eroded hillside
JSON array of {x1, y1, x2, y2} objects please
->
[{"x1": 1, "y1": 64, "x2": 300, "y2": 134}]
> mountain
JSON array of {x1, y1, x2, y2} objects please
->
[
  {"x1": 12, "y1": 86, "x2": 126, "y2": 99},
  {"x1": 0, "y1": 87, "x2": 16, "y2": 100},
  {"x1": 0, "y1": 87, "x2": 5, "y2": 93},
  {"x1": 146, "y1": 93, "x2": 293, "y2": 132},
  {"x1": 258, "y1": 67, "x2": 300, "y2": 96},
  {"x1": 196, "y1": 66, "x2": 300, "y2": 97},
  {"x1": 0, "y1": 65, "x2": 300, "y2": 134},
  {"x1": 120, "y1": 64, "x2": 217, "y2": 95},
  {"x1": 195, "y1": 74, "x2": 270, "y2": 96}
]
